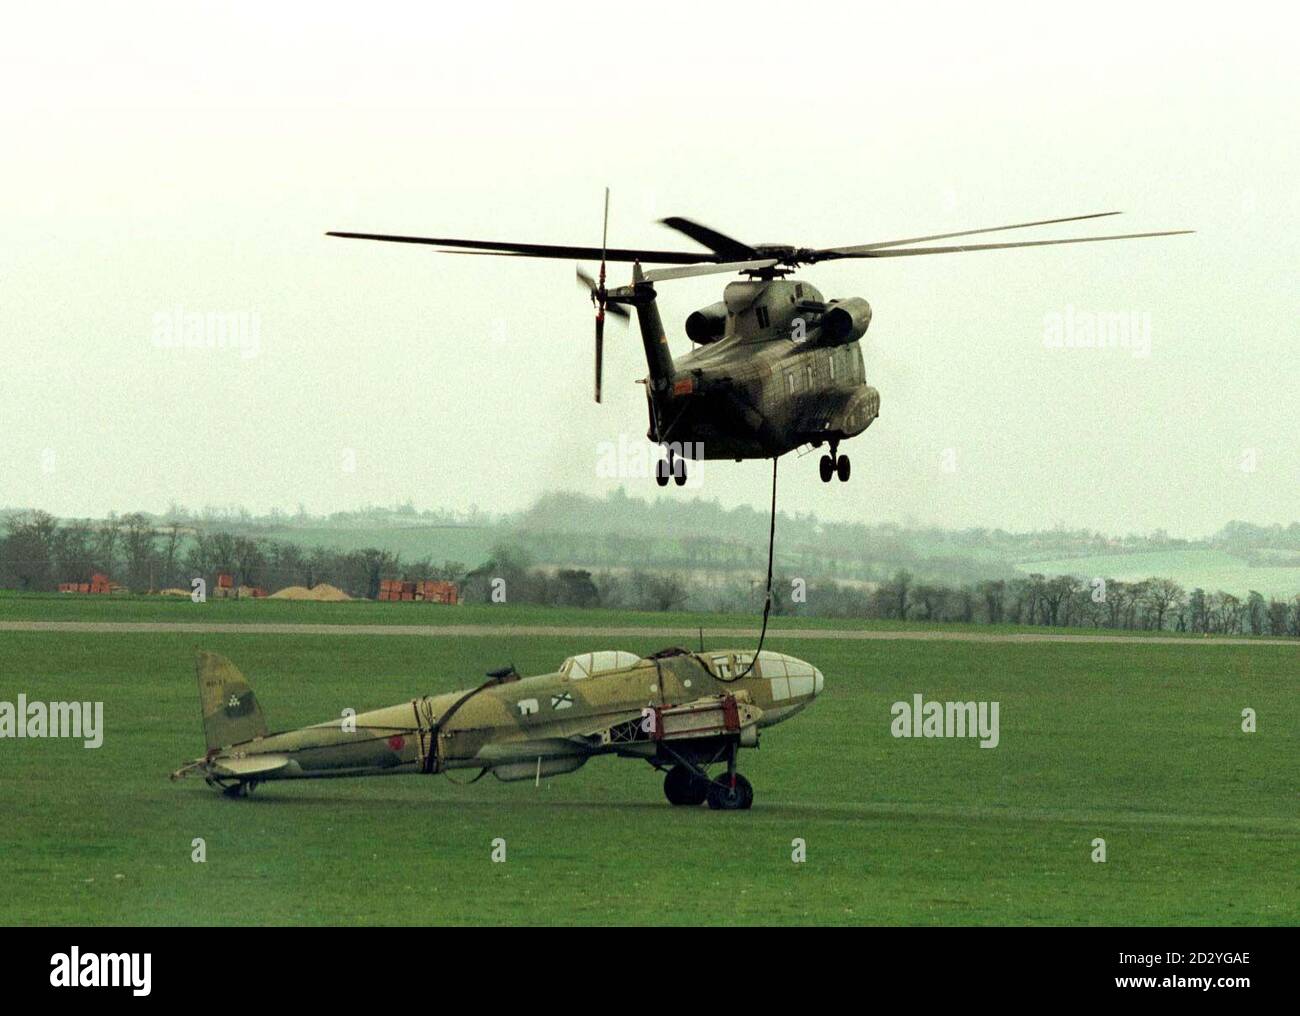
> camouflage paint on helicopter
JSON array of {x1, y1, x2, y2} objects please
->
[{"x1": 329, "y1": 198, "x2": 1190, "y2": 485}]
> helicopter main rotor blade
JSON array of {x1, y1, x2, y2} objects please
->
[
  {"x1": 326, "y1": 231, "x2": 712, "y2": 265},
  {"x1": 658, "y1": 217, "x2": 759, "y2": 260},
  {"x1": 595, "y1": 310, "x2": 605, "y2": 403},
  {"x1": 642, "y1": 258, "x2": 780, "y2": 282},
  {"x1": 817, "y1": 211, "x2": 1126, "y2": 255},
  {"x1": 825, "y1": 230, "x2": 1194, "y2": 259}
]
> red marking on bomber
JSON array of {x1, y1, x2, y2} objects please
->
[{"x1": 388, "y1": 735, "x2": 405, "y2": 751}]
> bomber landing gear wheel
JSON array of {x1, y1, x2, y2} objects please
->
[
  {"x1": 672, "y1": 454, "x2": 687, "y2": 486},
  {"x1": 655, "y1": 456, "x2": 670, "y2": 487},
  {"x1": 663, "y1": 764, "x2": 709, "y2": 806},
  {"x1": 836, "y1": 454, "x2": 851, "y2": 482},
  {"x1": 819, "y1": 454, "x2": 834, "y2": 483},
  {"x1": 706, "y1": 772, "x2": 753, "y2": 811}
]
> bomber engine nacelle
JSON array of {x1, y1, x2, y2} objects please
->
[
  {"x1": 820, "y1": 297, "x2": 872, "y2": 346},
  {"x1": 685, "y1": 301, "x2": 728, "y2": 344}
]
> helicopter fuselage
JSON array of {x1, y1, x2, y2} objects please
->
[{"x1": 637, "y1": 277, "x2": 881, "y2": 461}]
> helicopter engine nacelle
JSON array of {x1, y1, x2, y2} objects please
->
[
  {"x1": 685, "y1": 302, "x2": 728, "y2": 344},
  {"x1": 820, "y1": 298, "x2": 872, "y2": 346}
]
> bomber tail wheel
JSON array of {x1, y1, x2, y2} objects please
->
[
  {"x1": 836, "y1": 455, "x2": 851, "y2": 482},
  {"x1": 664, "y1": 764, "x2": 708, "y2": 806},
  {"x1": 706, "y1": 772, "x2": 753, "y2": 811}
]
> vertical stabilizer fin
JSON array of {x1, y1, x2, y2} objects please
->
[{"x1": 195, "y1": 651, "x2": 269, "y2": 751}]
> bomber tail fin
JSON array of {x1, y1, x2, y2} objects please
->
[{"x1": 195, "y1": 651, "x2": 269, "y2": 751}]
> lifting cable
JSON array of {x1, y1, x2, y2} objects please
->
[
  {"x1": 417, "y1": 669, "x2": 517, "y2": 774},
  {"x1": 735, "y1": 455, "x2": 778, "y2": 680}
]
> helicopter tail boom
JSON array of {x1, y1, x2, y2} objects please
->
[{"x1": 609, "y1": 264, "x2": 675, "y2": 404}]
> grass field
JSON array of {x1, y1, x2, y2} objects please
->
[
  {"x1": 2, "y1": 599, "x2": 1295, "y2": 926},
  {"x1": 1, "y1": 590, "x2": 1277, "y2": 640}
]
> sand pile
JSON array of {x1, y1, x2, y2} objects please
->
[{"x1": 270, "y1": 583, "x2": 352, "y2": 601}]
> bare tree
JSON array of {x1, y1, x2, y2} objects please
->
[
  {"x1": 97, "y1": 513, "x2": 122, "y2": 576},
  {"x1": 122, "y1": 512, "x2": 157, "y2": 591},
  {"x1": 1143, "y1": 578, "x2": 1185, "y2": 632}
]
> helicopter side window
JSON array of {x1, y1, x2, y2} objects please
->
[
  {"x1": 786, "y1": 371, "x2": 796, "y2": 395},
  {"x1": 755, "y1": 306, "x2": 770, "y2": 328},
  {"x1": 828, "y1": 353, "x2": 836, "y2": 381},
  {"x1": 805, "y1": 363, "x2": 815, "y2": 388}
]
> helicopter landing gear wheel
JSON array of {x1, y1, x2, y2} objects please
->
[
  {"x1": 820, "y1": 442, "x2": 850, "y2": 483},
  {"x1": 706, "y1": 772, "x2": 753, "y2": 810},
  {"x1": 657, "y1": 446, "x2": 687, "y2": 487},
  {"x1": 663, "y1": 764, "x2": 709, "y2": 806}
]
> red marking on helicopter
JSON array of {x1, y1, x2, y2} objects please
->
[
  {"x1": 388, "y1": 735, "x2": 405, "y2": 751},
  {"x1": 673, "y1": 378, "x2": 694, "y2": 396}
]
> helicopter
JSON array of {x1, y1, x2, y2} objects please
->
[{"x1": 328, "y1": 196, "x2": 1190, "y2": 485}]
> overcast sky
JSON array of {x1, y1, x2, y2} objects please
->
[{"x1": 2, "y1": 1, "x2": 1296, "y2": 536}]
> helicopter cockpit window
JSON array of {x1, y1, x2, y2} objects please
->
[{"x1": 560, "y1": 650, "x2": 641, "y2": 680}]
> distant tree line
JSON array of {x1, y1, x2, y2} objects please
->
[
  {"x1": 771, "y1": 570, "x2": 1300, "y2": 636},
  {"x1": 0, "y1": 511, "x2": 461, "y2": 599},
  {"x1": 3, "y1": 513, "x2": 1299, "y2": 637}
]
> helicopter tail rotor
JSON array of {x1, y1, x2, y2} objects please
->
[{"x1": 575, "y1": 188, "x2": 630, "y2": 403}]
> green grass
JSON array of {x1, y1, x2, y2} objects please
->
[
  {"x1": 2, "y1": 590, "x2": 1287, "y2": 641},
  {"x1": 0, "y1": 621, "x2": 1295, "y2": 926}
]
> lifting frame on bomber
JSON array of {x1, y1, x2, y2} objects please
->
[
  {"x1": 171, "y1": 647, "x2": 826, "y2": 810},
  {"x1": 329, "y1": 195, "x2": 1191, "y2": 484}
]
